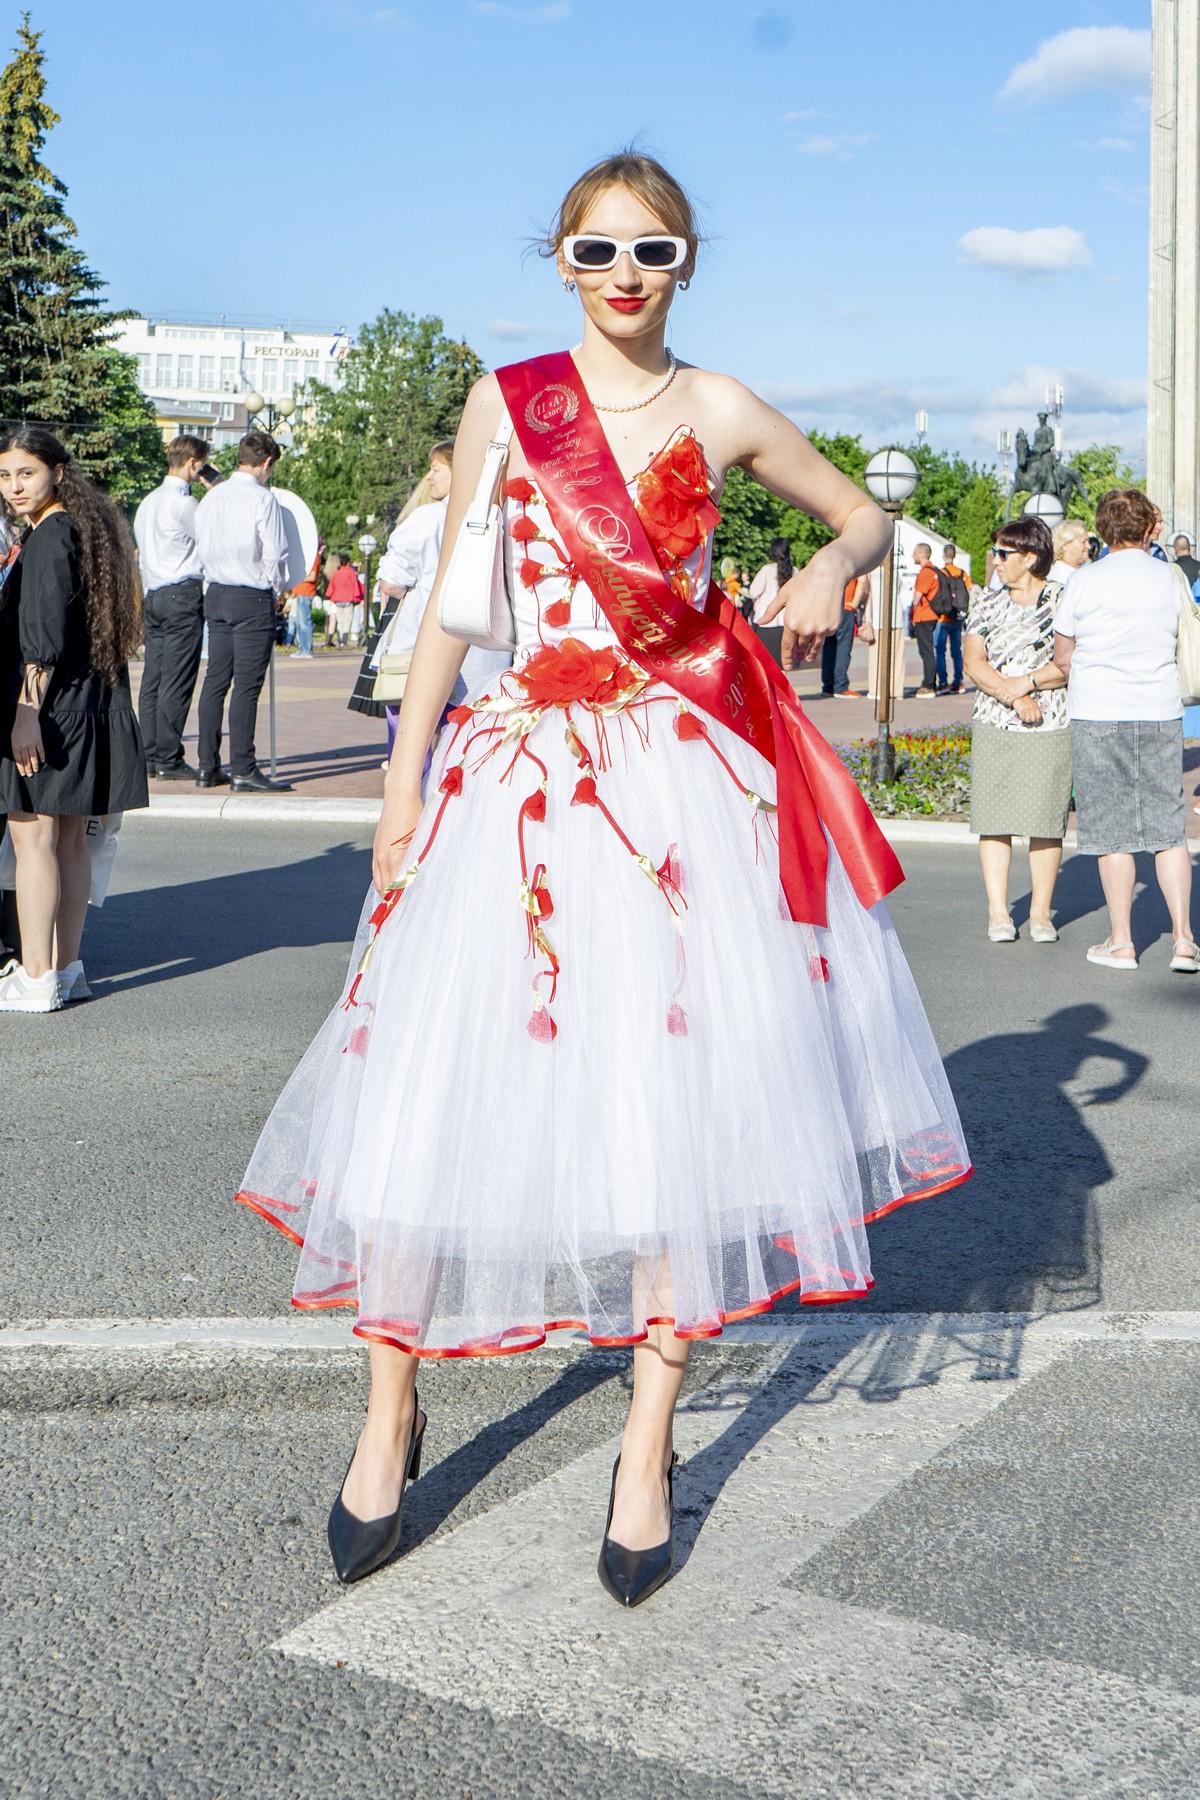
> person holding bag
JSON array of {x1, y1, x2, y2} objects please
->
[
  {"x1": 237, "y1": 152, "x2": 969, "y2": 1606},
  {"x1": 0, "y1": 427, "x2": 148, "y2": 1010},
  {"x1": 1052, "y1": 487, "x2": 1197, "y2": 973}
]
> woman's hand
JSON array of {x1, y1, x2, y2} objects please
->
[
  {"x1": 11, "y1": 703, "x2": 45, "y2": 779},
  {"x1": 762, "y1": 551, "x2": 851, "y2": 664},
  {"x1": 372, "y1": 790, "x2": 424, "y2": 897},
  {"x1": 858, "y1": 619, "x2": 876, "y2": 647},
  {"x1": 1012, "y1": 693, "x2": 1044, "y2": 726}
]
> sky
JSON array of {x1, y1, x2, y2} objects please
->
[{"x1": 11, "y1": 0, "x2": 1155, "y2": 470}]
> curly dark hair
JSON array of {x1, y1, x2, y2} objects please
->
[{"x1": 0, "y1": 425, "x2": 142, "y2": 686}]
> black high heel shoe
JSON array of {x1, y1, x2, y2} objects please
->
[
  {"x1": 597, "y1": 1451, "x2": 679, "y2": 1608},
  {"x1": 327, "y1": 1399, "x2": 426, "y2": 1586}
]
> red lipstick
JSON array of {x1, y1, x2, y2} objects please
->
[{"x1": 606, "y1": 297, "x2": 648, "y2": 313}]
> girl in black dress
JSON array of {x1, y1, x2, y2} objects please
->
[{"x1": 0, "y1": 427, "x2": 148, "y2": 1013}]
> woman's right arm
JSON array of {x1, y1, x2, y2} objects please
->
[{"x1": 371, "y1": 376, "x2": 501, "y2": 896}]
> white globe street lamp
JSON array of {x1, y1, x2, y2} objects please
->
[
  {"x1": 864, "y1": 450, "x2": 921, "y2": 782},
  {"x1": 1024, "y1": 491, "x2": 1065, "y2": 528}
]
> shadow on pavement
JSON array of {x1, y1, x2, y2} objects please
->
[
  {"x1": 92, "y1": 842, "x2": 372, "y2": 990},
  {"x1": 1024, "y1": 847, "x2": 1185, "y2": 949}
]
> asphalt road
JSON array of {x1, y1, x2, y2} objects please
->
[{"x1": 1, "y1": 821, "x2": 1197, "y2": 1798}]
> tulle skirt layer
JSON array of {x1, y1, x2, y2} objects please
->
[{"x1": 238, "y1": 683, "x2": 969, "y2": 1355}]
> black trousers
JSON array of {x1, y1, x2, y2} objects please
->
[
  {"x1": 820, "y1": 608, "x2": 856, "y2": 694},
  {"x1": 913, "y1": 620, "x2": 938, "y2": 691},
  {"x1": 196, "y1": 584, "x2": 275, "y2": 777},
  {"x1": 138, "y1": 579, "x2": 204, "y2": 768}
]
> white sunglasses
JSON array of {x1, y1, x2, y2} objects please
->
[{"x1": 562, "y1": 234, "x2": 689, "y2": 273}]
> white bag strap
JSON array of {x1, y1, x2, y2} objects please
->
[{"x1": 464, "y1": 413, "x2": 514, "y2": 536}]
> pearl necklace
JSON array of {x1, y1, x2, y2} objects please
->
[{"x1": 571, "y1": 345, "x2": 678, "y2": 413}]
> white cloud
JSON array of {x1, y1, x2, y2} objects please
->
[
  {"x1": 794, "y1": 133, "x2": 875, "y2": 160},
  {"x1": 957, "y1": 225, "x2": 1092, "y2": 277},
  {"x1": 1075, "y1": 136, "x2": 1135, "y2": 152},
  {"x1": 471, "y1": 0, "x2": 569, "y2": 18},
  {"x1": 1001, "y1": 27, "x2": 1150, "y2": 104},
  {"x1": 783, "y1": 108, "x2": 823, "y2": 122},
  {"x1": 756, "y1": 365, "x2": 1145, "y2": 465},
  {"x1": 486, "y1": 319, "x2": 540, "y2": 340}
]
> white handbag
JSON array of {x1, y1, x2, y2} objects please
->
[
  {"x1": 437, "y1": 415, "x2": 517, "y2": 651},
  {"x1": 1174, "y1": 563, "x2": 1200, "y2": 705}
]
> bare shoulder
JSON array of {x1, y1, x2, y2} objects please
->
[{"x1": 679, "y1": 364, "x2": 803, "y2": 471}]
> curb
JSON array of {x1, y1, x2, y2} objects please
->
[{"x1": 144, "y1": 794, "x2": 381, "y2": 825}]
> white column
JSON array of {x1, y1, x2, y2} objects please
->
[
  {"x1": 1147, "y1": 0, "x2": 1178, "y2": 529},
  {"x1": 1148, "y1": 0, "x2": 1200, "y2": 542}
]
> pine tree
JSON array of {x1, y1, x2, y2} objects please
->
[{"x1": 0, "y1": 14, "x2": 161, "y2": 498}]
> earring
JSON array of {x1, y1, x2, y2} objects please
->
[
  {"x1": 562, "y1": 277, "x2": 576, "y2": 293},
  {"x1": 678, "y1": 279, "x2": 690, "y2": 291}
]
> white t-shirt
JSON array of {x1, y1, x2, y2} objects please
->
[{"x1": 1055, "y1": 549, "x2": 1183, "y2": 721}]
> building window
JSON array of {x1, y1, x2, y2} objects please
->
[
  {"x1": 220, "y1": 401, "x2": 235, "y2": 419},
  {"x1": 261, "y1": 358, "x2": 279, "y2": 394},
  {"x1": 220, "y1": 356, "x2": 236, "y2": 389},
  {"x1": 176, "y1": 355, "x2": 194, "y2": 388},
  {"x1": 198, "y1": 356, "x2": 215, "y2": 390},
  {"x1": 241, "y1": 358, "x2": 256, "y2": 389},
  {"x1": 156, "y1": 353, "x2": 172, "y2": 388},
  {"x1": 136, "y1": 353, "x2": 151, "y2": 388}
]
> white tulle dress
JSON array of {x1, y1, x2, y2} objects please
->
[{"x1": 239, "y1": 428, "x2": 970, "y2": 1356}]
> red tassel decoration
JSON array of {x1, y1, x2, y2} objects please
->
[
  {"x1": 571, "y1": 775, "x2": 598, "y2": 807},
  {"x1": 666, "y1": 1003, "x2": 689, "y2": 1037},
  {"x1": 674, "y1": 710, "x2": 707, "y2": 741}
]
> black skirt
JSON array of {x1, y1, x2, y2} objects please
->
[
  {"x1": 347, "y1": 594, "x2": 402, "y2": 719},
  {"x1": 0, "y1": 675, "x2": 149, "y2": 816}
]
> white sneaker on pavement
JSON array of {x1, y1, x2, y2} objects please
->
[
  {"x1": 57, "y1": 960, "x2": 91, "y2": 1002},
  {"x1": 0, "y1": 962, "x2": 62, "y2": 1012}
]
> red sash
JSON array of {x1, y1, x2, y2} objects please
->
[{"x1": 495, "y1": 352, "x2": 903, "y2": 928}]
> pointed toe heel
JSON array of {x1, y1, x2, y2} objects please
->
[
  {"x1": 597, "y1": 1453, "x2": 678, "y2": 1609},
  {"x1": 327, "y1": 1400, "x2": 426, "y2": 1586}
]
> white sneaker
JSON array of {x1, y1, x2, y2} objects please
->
[
  {"x1": 57, "y1": 960, "x2": 91, "y2": 1002},
  {"x1": 0, "y1": 963, "x2": 62, "y2": 1012}
]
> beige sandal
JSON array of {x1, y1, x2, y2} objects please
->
[
  {"x1": 1169, "y1": 939, "x2": 1200, "y2": 974},
  {"x1": 1086, "y1": 940, "x2": 1137, "y2": 970}
]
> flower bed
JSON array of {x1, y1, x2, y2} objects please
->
[{"x1": 835, "y1": 725, "x2": 972, "y2": 818}]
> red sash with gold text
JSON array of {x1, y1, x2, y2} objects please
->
[{"x1": 496, "y1": 352, "x2": 902, "y2": 928}]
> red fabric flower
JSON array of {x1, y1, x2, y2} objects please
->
[
  {"x1": 345, "y1": 1024, "x2": 370, "y2": 1057},
  {"x1": 517, "y1": 637, "x2": 623, "y2": 708},
  {"x1": 520, "y1": 557, "x2": 544, "y2": 589},
  {"x1": 522, "y1": 788, "x2": 547, "y2": 823},
  {"x1": 447, "y1": 704, "x2": 474, "y2": 726},
  {"x1": 571, "y1": 775, "x2": 598, "y2": 807},
  {"x1": 674, "y1": 710, "x2": 707, "y2": 741},
  {"x1": 529, "y1": 870, "x2": 553, "y2": 919},
  {"x1": 809, "y1": 955, "x2": 831, "y2": 984},
  {"x1": 439, "y1": 764, "x2": 464, "y2": 796},
  {"x1": 510, "y1": 514, "x2": 539, "y2": 543},
  {"x1": 666, "y1": 1003, "x2": 689, "y2": 1037},
  {"x1": 635, "y1": 432, "x2": 721, "y2": 567},
  {"x1": 504, "y1": 476, "x2": 536, "y2": 503},
  {"x1": 543, "y1": 598, "x2": 572, "y2": 628}
]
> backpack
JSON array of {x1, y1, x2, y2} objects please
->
[
  {"x1": 942, "y1": 566, "x2": 970, "y2": 617},
  {"x1": 927, "y1": 567, "x2": 958, "y2": 618}
]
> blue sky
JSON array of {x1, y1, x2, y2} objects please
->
[{"x1": 14, "y1": 0, "x2": 1153, "y2": 468}]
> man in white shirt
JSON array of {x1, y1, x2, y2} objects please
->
[
  {"x1": 194, "y1": 431, "x2": 292, "y2": 793},
  {"x1": 134, "y1": 434, "x2": 210, "y2": 778}
]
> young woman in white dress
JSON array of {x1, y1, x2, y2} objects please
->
[{"x1": 239, "y1": 153, "x2": 969, "y2": 1604}]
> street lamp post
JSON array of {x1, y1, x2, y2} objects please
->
[
  {"x1": 241, "y1": 390, "x2": 296, "y2": 436},
  {"x1": 357, "y1": 532, "x2": 378, "y2": 629},
  {"x1": 863, "y1": 449, "x2": 920, "y2": 784}
]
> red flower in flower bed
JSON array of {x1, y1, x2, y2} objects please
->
[
  {"x1": 516, "y1": 637, "x2": 639, "y2": 710},
  {"x1": 635, "y1": 432, "x2": 720, "y2": 566}
]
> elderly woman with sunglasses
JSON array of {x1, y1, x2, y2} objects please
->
[{"x1": 962, "y1": 515, "x2": 1071, "y2": 943}]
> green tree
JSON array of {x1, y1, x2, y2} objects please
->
[
  {"x1": 0, "y1": 15, "x2": 161, "y2": 499},
  {"x1": 284, "y1": 310, "x2": 486, "y2": 547},
  {"x1": 952, "y1": 474, "x2": 1001, "y2": 586}
]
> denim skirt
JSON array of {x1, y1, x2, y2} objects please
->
[{"x1": 1069, "y1": 718, "x2": 1186, "y2": 854}]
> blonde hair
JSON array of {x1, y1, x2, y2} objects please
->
[
  {"x1": 1052, "y1": 517, "x2": 1088, "y2": 558},
  {"x1": 547, "y1": 151, "x2": 700, "y2": 258},
  {"x1": 398, "y1": 439, "x2": 454, "y2": 523}
]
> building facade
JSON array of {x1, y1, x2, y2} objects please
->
[
  {"x1": 1147, "y1": 0, "x2": 1200, "y2": 540},
  {"x1": 111, "y1": 315, "x2": 352, "y2": 448}
]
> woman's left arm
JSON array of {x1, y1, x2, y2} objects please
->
[
  {"x1": 712, "y1": 380, "x2": 892, "y2": 661},
  {"x1": 1052, "y1": 632, "x2": 1075, "y2": 679}
]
